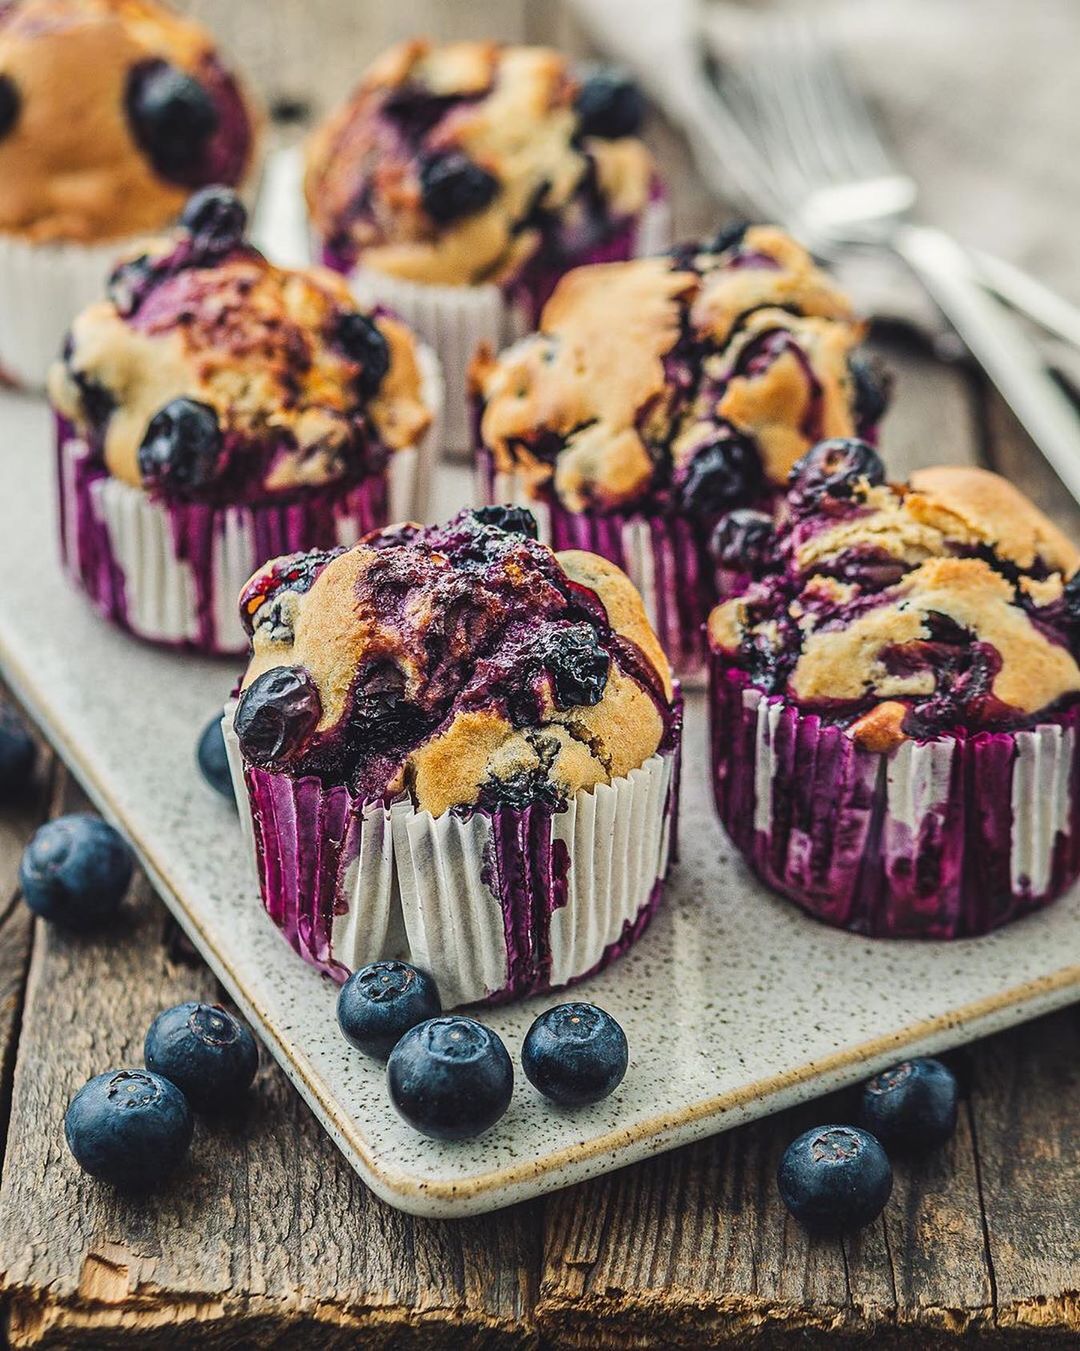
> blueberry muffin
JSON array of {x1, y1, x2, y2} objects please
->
[
  {"x1": 708, "y1": 440, "x2": 1080, "y2": 937},
  {"x1": 224, "y1": 506, "x2": 681, "y2": 1005},
  {"x1": 305, "y1": 39, "x2": 670, "y2": 448},
  {"x1": 50, "y1": 188, "x2": 441, "y2": 654},
  {"x1": 471, "y1": 224, "x2": 887, "y2": 676},
  {"x1": 0, "y1": 0, "x2": 258, "y2": 385}
]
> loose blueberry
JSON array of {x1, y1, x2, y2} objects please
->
[
  {"x1": 335, "y1": 311, "x2": 390, "y2": 396},
  {"x1": 20, "y1": 814, "x2": 133, "y2": 929},
  {"x1": 234, "y1": 666, "x2": 322, "y2": 767},
  {"x1": 777, "y1": 1125, "x2": 892, "y2": 1235},
  {"x1": 0, "y1": 74, "x2": 20, "y2": 141},
  {"x1": 196, "y1": 714, "x2": 234, "y2": 804},
  {"x1": 708, "y1": 219, "x2": 750, "y2": 255},
  {"x1": 419, "y1": 151, "x2": 499, "y2": 224},
  {"x1": 0, "y1": 702, "x2": 35, "y2": 799},
  {"x1": 126, "y1": 60, "x2": 218, "y2": 184},
  {"x1": 710, "y1": 508, "x2": 775, "y2": 573},
  {"x1": 522, "y1": 1003, "x2": 628, "y2": 1107},
  {"x1": 859, "y1": 1058, "x2": 959, "y2": 1155},
  {"x1": 180, "y1": 185, "x2": 247, "y2": 254},
  {"x1": 575, "y1": 68, "x2": 645, "y2": 139},
  {"x1": 144, "y1": 1002, "x2": 259, "y2": 1111},
  {"x1": 337, "y1": 961, "x2": 442, "y2": 1060},
  {"x1": 542, "y1": 624, "x2": 610, "y2": 708},
  {"x1": 64, "y1": 1069, "x2": 193, "y2": 1188},
  {"x1": 789, "y1": 437, "x2": 885, "y2": 507},
  {"x1": 678, "y1": 432, "x2": 762, "y2": 515},
  {"x1": 470, "y1": 504, "x2": 539, "y2": 539},
  {"x1": 849, "y1": 354, "x2": 891, "y2": 431},
  {"x1": 138, "y1": 398, "x2": 223, "y2": 493},
  {"x1": 387, "y1": 1016, "x2": 513, "y2": 1140}
]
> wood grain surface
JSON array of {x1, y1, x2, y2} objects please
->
[{"x1": 0, "y1": 2, "x2": 1077, "y2": 1346}]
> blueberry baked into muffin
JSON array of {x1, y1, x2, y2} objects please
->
[
  {"x1": 223, "y1": 506, "x2": 681, "y2": 1006},
  {"x1": 50, "y1": 188, "x2": 441, "y2": 655},
  {"x1": 471, "y1": 224, "x2": 887, "y2": 676},
  {"x1": 0, "y1": 0, "x2": 258, "y2": 386},
  {"x1": 708, "y1": 441, "x2": 1080, "y2": 938},
  {"x1": 305, "y1": 39, "x2": 670, "y2": 448}
]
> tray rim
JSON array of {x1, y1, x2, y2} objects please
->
[{"x1": 4, "y1": 630, "x2": 1080, "y2": 1217}]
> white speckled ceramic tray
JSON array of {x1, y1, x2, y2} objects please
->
[{"x1": 4, "y1": 403, "x2": 1080, "y2": 1220}]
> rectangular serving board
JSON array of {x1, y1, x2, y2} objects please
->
[{"x1": 3, "y1": 390, "x2": 1080, "y2": 1217}]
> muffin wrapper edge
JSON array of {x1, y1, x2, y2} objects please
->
[
  {"x1": 347, "y1": 195, "x2": 673, "y2": 454},
  {"x1": 55, "y1": 345, "x2": 443, "y2": 655},
  {"x1": 709, "y1": 659, "x2": 1080, "y2": 938},
  {"x1": 222, "y1": 702, "x2": 681, "y2": 1007}
]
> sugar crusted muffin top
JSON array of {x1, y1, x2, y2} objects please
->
[
  {"x1": 472, "y1": 224, "x2": 883, "y2": 518},
  {"x1": 48, "y1": 189, "x2": 432, "y2": 506},
  {"x1": 707, "y1": 441, "x2": 1080, "y2": 747},
  {"x1": 304, "y1": 39, "x2": 656, "y2": 286},
  {"x1": 234, "y1": 506, "x2": 677, "y2": 816},
  {"x1": 0, "y1": 0, "x2": 256, "y2": 244}
]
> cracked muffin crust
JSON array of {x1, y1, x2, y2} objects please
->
[
  {"x1": 472, "y1": 225, "x2": 880, "y2": 516},
  {"x1": 235, "y1": 506, "x2": 677, "y2": 818},
  {"x1": 304, "y1": 39, "x2": 658, "y2": 287},
  {"x1": 0, "y1": 0, "x2": 257, "y2": 244},
  {"x1": 48, "y1": 189, "x2": 432, "y2": 505},
  {"x1": 708, "y1": 446, "x2": 1080, "y2": 748}
]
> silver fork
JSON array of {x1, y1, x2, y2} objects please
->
[{"x1": 700, "y1": 12, "x2": 1080, "y2": 502}]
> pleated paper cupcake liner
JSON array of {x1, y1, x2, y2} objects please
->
[
  {"x1": 223, "y1": 703, "x2": 681, "y2": 1008},
  {"x1": 479, "y1": 450, "x2": 714, "y2": 683},
  {"x1": 0, "y1": 232, "x2": 140, "y2": 390},
  {"x1": 709, "y1": 659, "x2": 1080, "y2": 939},
  {"x1": 55, "y1": 344, "x2": 441, "y2": 654},
  {"x1": 344, "y1": 195, "x2": 673, "y2": 454}
]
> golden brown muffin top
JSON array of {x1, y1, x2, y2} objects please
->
[
  {"x1": 233, "y1": 507, "x2": 677, "y2": 817},
  {"x1": 708, "y1": 447, "x2": 1080, "y2": 747},
  {"x1": 0, "y1": 0, "x2": 257, "y2": 244},
  {"x1": 48, "y1": 189, "x2": 432, "y2": 505},
  {"x1": 304, "y1": 39, "x2": 656, "y2": 286},
  {"x1": 472, "y1": 225, "x2": 879, "y2": 517}
]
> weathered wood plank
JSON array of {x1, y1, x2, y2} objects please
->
[{"x1": 0, "y1": 771, "x2": 539, "y2": 1349}]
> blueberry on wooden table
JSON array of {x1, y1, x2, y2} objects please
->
[
  {"x1": 0, "y1": 701, "x2": 35, "y2": 799},
  {"x1": 575, "y1": 68, "x2": 645, "y2": 139},
  {"x1": 859, "y1": 1057, "x2": 959, "y2": 1155},
  {"x1": 19, "y1": 814, "x2": 133, "y2": 929},
  {"x1": 777, "y1": 1125, "x2": 892, "y2": 1235},
  {"x1": 145, "y1": 1002, "x2": 259, "y2": 1111},
  {"x1": 387, "y1": 1016, "x2": 513, "y2": 1141},
  {"x1": 64, "y1": 1069, "x2": 193, "y2": 1189},
  {"x1": 522, "y1": 1003, "x2": 628, "y2": 1107},
  {"x1": 337, "y1": 961, "x2": 442, "y2": 1061}
]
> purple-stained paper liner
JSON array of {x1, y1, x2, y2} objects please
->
[
  {"x1": 223, "y1": 702, "x2": 681, "y2": 1007},
  {"x1": 343, "y1": 195, "x2": 672, "y2": 454},
  {"x1": 709, "y1": 658, "x2": 1080, "y2": 939},
  {"x1": 478, "y1": 449, "x2": 713, "y2": 682}
]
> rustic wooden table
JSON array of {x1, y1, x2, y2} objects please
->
[{"x1": 0, "y1": 4, "x2": 1077, "y2": 1346}]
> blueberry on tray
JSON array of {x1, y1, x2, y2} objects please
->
[
  {"x1": 337, "y1": 961, "x2": 442, "y2": 1061},
  {"x1": 387, "y1": 1016, "x2": 513, "y2": 1141},
  {"x1": 522, "y1": 1003, "x2": 628, "y2": 1106}
]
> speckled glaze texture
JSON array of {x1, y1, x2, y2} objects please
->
[{"x1": 710, "y1": 659, "x2": 1080, "y2": 938}]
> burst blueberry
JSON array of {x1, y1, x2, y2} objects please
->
[
  {"x1": 64, "y1": 1069, "x2": 193, "y2": 1188},
  {"x1": 144, "y1": 1002, "x2": 259, "y2": 1110},
  {"x1": 196, "y1": 714, "x2": 235, "y2": 804},
  {"x1": 20, "y1": 814, "x2": 133, "y2": 929},
  {"x1": 789, "y1": 437, "x2": 885, "y2": 508},
  {"x1": 542, "y1": 624, "x2": 610, "y2": 708},
  {"x1": 575, "y1": 68, "x2": 645, "y2": 139},
  {"x1": 859, "y1": 1057, "x2": 958, "y2": 1154},
  {"x1": 679, "y1": 432, "x2": 762, "y2": 515},
  {"x1": 0, "y1": 702, "x2": 35, "y2": 799},
  {"x1": 138, "y1": 397, "x2": 223, "y2": 493},
  {"x1": 470, "y1": 505, "x2": 539, "y2": 539},
  {"x1": 126, "y1": 60, "x2": 218, "y2": 184},
  {"x1": 709, "y1": 219, "x2": 750, "y2": 255},
  {"x1": 387, "y1": 1016, "x2": 513, "y2": 1140},
  {"x1": 777, "y1": 1125, "x2": 892, "y2": 1234},
  {"x1": 180, "y1": 185, "x2": 248, "y2": 254},
  {"x1": 710, "y1": 509, "x2": 775, "y2": 572},
  {"x1": 419, "y1": 151, "x2": 499, "y2": 224},
  {"x1": 336, "y1": 311, "x2": 390, "y2": 396},
  {"x1": 0, "y1": 74, "x2": 19, "y2": 141},
  {"x1": 337, "y1": 961, "x2": 442, "y2": 1060},
  {"x1": 522, "y1": 1003, "x2": 628, "y2": 1107},
  {"x1": 235, "y1": 666, "x2": 322, "y2": 767}
]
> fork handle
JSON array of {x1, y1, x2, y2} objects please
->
[{"x1": 892, "y1": 224, "x2": 1080, "y2": 503}]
